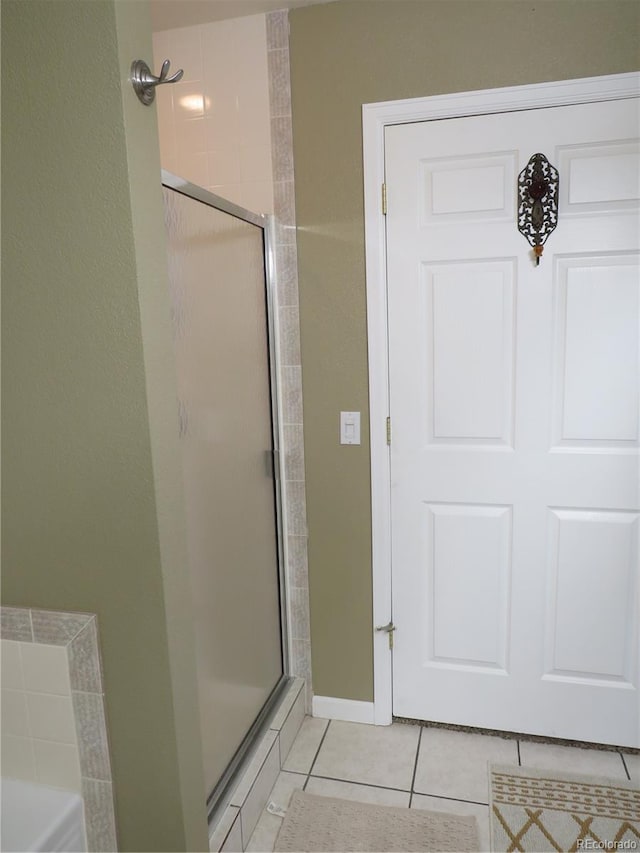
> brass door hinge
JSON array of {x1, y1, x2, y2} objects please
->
[
  {"x1": 382, "y1": 182, "x2": 387, "y2": 215},
  {"x1": 386, "y1": 416, "x2": 391, "y2": 445},
  {"x1": 375, "y1": 620, "x2": 396, "y2": 650}
]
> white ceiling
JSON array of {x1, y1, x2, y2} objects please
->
[{"x1": 149, "y1": 0, "x2": 338, "y2": 31}]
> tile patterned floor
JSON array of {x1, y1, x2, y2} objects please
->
[{"x1": 246, "y1": 717, "x2": 637, "y2": 852}]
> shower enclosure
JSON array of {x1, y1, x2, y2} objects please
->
[{"x1": 162, "y1": 173, "x2": 288, "y2": 816}]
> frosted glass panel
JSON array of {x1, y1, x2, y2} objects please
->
[{"x1": 163, "y1": 187, "x2": 283, "y2": 797}]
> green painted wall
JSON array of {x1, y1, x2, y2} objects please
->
[
  {"x1": 2, "y1": 2, "x2": 208, "y2": 850},
  {"x1": 289, "y1": 0, "x2": 640, "y2": 702}
]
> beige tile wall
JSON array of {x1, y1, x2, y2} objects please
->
[
  {"x1": 1, "y1": 640, "x2": 81, "y2": 789},
  {"x1": 153, "y1": 15, "x2": 274, "y2": 213}
]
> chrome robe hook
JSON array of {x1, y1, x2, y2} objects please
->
[{"x1": 130, "y1": 59, "x2": 184, "y2": 106}]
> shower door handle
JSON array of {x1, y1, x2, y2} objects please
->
[{"x1": 265, "y1": 449, "x2": 280, "y2": 481}]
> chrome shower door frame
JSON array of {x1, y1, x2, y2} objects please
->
[{"x1": 161, "y1": 170, "x2": 291, "y2": 819}]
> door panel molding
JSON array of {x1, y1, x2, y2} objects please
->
[{"x1": 362, "y1": 72, "x2": 640, "y2": 728}]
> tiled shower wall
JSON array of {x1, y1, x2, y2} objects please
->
[
  {"x1": 152, "y1": 16, "x2": 274, "y2": 213},
  {"x1": 152, "y1": 12, "x2": 311, "y2": 703}
]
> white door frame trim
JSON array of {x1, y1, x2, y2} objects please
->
[{"x1": 362, "y1": 72, "x2": 640, "y2": 726}]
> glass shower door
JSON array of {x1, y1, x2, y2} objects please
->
[{"x1": 162, "y1": 179, "x2": 285, "y2": 803}]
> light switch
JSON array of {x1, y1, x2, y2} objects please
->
[{"x1": 340, "y1": 411, "x2": 361, "y2": 445}]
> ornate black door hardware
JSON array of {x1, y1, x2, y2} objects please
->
[{"x1": 517, "y1": 153, "x2": 559, "y2": 265}]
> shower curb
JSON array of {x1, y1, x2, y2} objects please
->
[{"x1": 209, "y1": 678, "x2": 306, "y2": 852}]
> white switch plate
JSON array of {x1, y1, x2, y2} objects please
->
[{"x1": 340, "y1": 411, "x2": 361, "y2": 445}]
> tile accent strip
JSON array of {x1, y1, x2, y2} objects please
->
[
  {"x1": 0, "y1": 606, "x2": 117, "y2": 852},
  {"x1": 0, "y1": 606, "x2": 33, "y2": 642},
  {"x1": 266, "y1": 9, "x2": 312, "y2": 713}
]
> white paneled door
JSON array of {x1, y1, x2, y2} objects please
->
[{"x1": 385, "y1": 98, "x2": 640, "y2": 747}]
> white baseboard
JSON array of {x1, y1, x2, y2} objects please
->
[{"x1": 312, "y1": 695, "x2": 376, "y2": 724}]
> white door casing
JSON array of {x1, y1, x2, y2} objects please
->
[{"x1": 362, "y1": 74, "x2": 640, "y2": 743}]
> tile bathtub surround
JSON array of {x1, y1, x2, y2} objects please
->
[
  {"x1": 0, "y1": 607, "x2": 117, "y2": 852},
  {"x1": 246, "y1": 718, "x2": 637, "y2": 853},
  {"x1": 2, "y1": 641, "x2": 80, "y2": 789},
  {"x1": 1, "y1": 606, "x2": 33, "y2": 641},
  {"x1": 210, "y1": 678, "x2": 306, "y2": 852}
]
